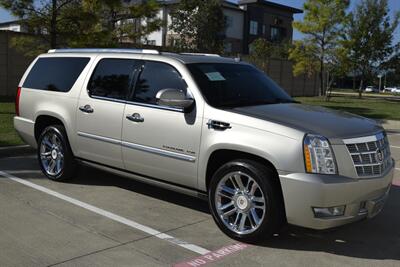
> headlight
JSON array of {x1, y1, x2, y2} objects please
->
[{"x1": 303, "y1": 134, "x2": 337, "y2": 174}]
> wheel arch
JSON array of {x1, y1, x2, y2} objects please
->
[
  {"x1": 34, "y1": 114, "x2": 67, "y2": 142},
  {"x1": 204, "y1": 149, "x2": 286, "y2": 220}
]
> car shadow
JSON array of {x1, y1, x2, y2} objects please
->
[
  {"x1": 9, "y1": 160, "x2": 399, "y2": 261},
  {"x1": 71, "y1": 165, "x2": 210, "y2": 214},
  {"x1": 260, "y1": 184, "x2": 400, "y2": 261},
  {"x1": 71, "y1": 165, "x2": 400, "y2": 261}
]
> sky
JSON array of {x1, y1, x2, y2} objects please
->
[{"x1": 1, "y1": 0, "x2": 399, "y2": 42}]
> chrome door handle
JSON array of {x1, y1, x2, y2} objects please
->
[
  {"x1": 126, "y1": 113, "x2": 144, "y2": 122},
  {"x1": 79, "y1": 104, "x2": 94, "y2": 113}
]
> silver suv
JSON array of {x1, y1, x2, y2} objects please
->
[{"x1": 14, "y1": 49, "x2": 395, "y2": 242}]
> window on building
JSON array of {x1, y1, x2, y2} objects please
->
[
  {"x1": 146, "y1": 40, "x2": 156, "y2": 45},
  {"x1": 224, "y1": 42, "x2": 233, "y2": 53},
  {"x1": 88, "y1": 59, "x2": 141, "y2": 100},
  {"x1": 132, "y1": 61, "x2": 187, "y2": 105},
  {"x1": 225, "y1": 16, "x2": 234, "y2": 28},
  {"x1": 262, "y1": 25, "x2": 266, "y2": 35},
  {"x1": 270, "y1": 26, "x2": 286, "y2": 42},
  {"x1": 23, "y1": 57, "x2": 90, "y2": 92},
  {"x1": 249, "y1": 20, "x2": 258, "y2": 35}
]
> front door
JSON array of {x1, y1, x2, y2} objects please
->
[{"x1": 122, "y1": 60, "x2": 202, "y2": 188}]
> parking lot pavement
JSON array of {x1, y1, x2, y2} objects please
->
[{"x1": 0, "y1": 133, "x2": 399, "y2": 267}]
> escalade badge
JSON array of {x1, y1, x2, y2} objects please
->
[{"x1": 375, "y1": 149, "x2": 384, "y2": 163}]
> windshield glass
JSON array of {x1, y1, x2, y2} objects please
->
[{"x1": 187, "y1": 63, "x2": 294, "y2": 108}]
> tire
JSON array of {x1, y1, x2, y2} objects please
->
[
  {"x1": 208, "y1": 159, "x2": 284, "y2": 242},
  {"x1": 37, "y1": 125, "x2": 77, "y2": 181}
]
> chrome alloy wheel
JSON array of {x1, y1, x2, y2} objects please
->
[
  {"x1": 39, "y1": 132, "x2": 64, "y2": 176},
  {"x1": 214, "y1": 171, "x2": 266, "y2": 235}
]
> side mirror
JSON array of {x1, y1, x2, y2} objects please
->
[{"x1": 156, "y1": 89, "x2": 194, "y2": 111}]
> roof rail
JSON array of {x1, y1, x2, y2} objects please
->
[
  {"x1": 47, "y1": 48, "x2": 160, "y2": 55},
  {"x1": 180, "y1": 52, "x2": 221, "y2": 57}
]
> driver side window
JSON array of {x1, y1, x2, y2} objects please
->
[{"x1": 131, "y1": 61, "x2": 187, "y2": 105}]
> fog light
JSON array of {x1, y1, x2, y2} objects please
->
[{"x1": 313, "y1": 206, "x2": 346, "y2": 218}]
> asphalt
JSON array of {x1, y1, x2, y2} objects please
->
[{"x1": 0, "y1": 132, "x2": 399, "y2": 267}]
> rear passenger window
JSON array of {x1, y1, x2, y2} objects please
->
[
  {"x1": 88, "y1": 59, "x2": 139, "y2": 100},
  {"x1": 23, "y1": 57, "x2": 89, "y2": 92},
  {"x1": 132, "y1": 61, "x2": 187, "y2": 105}
]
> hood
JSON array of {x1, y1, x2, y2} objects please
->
[{"x1": 231, "y1": 103, "x2": 383, "y2": 139}]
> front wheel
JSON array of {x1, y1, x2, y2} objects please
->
[
  {"x1": 209, "y1": 160, "x2": 284, "y2": 242},
  {"x1": 37, "y1": 125, "x2": 77, "y2": 181}
]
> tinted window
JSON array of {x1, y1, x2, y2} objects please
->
[
  {"x1": 88, "y1": 59, "x2": 140, "y2": 100},
  {"x1": 187, "y1": 63, "x2": 293, "y2": 108},
  {"x1": 23, "y1": 57, "x2": 89, "y2": 92},
  {"x1": 132, "y1": 61, "x2": 187, "y2": 104}
]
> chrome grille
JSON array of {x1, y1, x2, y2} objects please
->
[{"x1": 344, "y1": 132, "x2": 391, "y2": 178}]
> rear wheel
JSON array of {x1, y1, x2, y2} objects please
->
[
  {"x1": 209, "y1": 160, "x2": 284, "y2": 242},
  {"x1": 37, "y1": 125, "x2": 77, "y2": 181}
]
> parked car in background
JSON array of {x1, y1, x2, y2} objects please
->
[
  {"x1": 383, "y1": 86, "x2": 396, "y2": 92},
  {"x1": 392, "y1": 87, "x2": 400, "y2": 94},
  {"x1": 365, "y1": 86, "x2": 379, "y2": 93}
]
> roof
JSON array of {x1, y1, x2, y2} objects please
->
[
  {"x1": 46, "y1": 48, "x2": 238, "y2": 64},
  {"x1": 238, "y1": 0, "x2": 303, "y2": 13},
  {"x1": 0, "y1": 20, "x2": 22, "y2": 27},
  {"x1": 162, "y1": 53, "x2": 237, "y2": 64}
]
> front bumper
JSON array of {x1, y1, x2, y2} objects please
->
[{"x1": 279, "y1": 160, "x2": 395, "y2": 230}]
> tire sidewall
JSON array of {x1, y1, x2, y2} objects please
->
[
  {"x1": 208, "y1": 160, "x2": 282, "y2": 242},
  {"x1": 37, "y1": 125, "x2": 73, "y2": 181}
]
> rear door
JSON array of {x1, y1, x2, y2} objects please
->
[
  {"x1": 76, "y1": 57, "x2": 142, "y2": 168},
  {"x1": 121, "y1": 60, "x2": 203, "y2": 188}
]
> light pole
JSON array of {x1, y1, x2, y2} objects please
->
[{"x1": 378, "y1": 74, "x2": 383, "y2": 93}]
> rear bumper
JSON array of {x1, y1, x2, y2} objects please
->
[
  {"x1": 279, "y1": 160, "x2": 395, "y2": 230},
  {"x1": 14, "y1": 116, "x2": 36, "y2": 148}
]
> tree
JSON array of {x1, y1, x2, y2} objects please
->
[
  {"x1": 248, "y1": 38, "x2": 292, "y2": 72},
  {"x1": 289, "y1": 0, "x2": 350, "y2": 96},
  {"x1": 0, "y1": 0, "x2": 163, "y2": 55},
  {"x1": 0, "y1": 0, "x2": 88, "y2": 55},
  {"x1": 82, "y1": 0, "x2": 162, "y2": 46},
  {"x1": 344, "y1": 0, "x2": 400, "y2": 98},
  {"x1": 170, "y1": 0, "x2": 225, "y2": 53}
]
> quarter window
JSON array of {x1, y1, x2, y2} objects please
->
[
  {"x1": 88, "y1": 59, "x2": 140, "y2": 100},
  {"x1": 131, "y1": 61, "x2": 187, "y2": 105},
  {"x1": 23, "y1": 57, "x2": 89, "y2": 92}
]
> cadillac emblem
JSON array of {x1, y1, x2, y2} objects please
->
[{"x1": 375, "y1": 149, "x2": 384, "y2": 163}]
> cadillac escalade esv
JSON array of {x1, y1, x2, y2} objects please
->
[{"x1": 14, "y1": 49, "x2": 395, "y2": 242}]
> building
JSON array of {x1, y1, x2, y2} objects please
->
[
  {"x1": 238, "y1": 0, "x2": 302, "y2": 53},
  {"x1": 0, "y1": 20, "x2": 25, "y2": 32},
  {"x1": 0, "y1": 1, "x2": 302, "y2": 54},
  {"x1": 142, "y1": 0, "x2": 302, "y2": 54}
]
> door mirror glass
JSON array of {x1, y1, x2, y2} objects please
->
[{"x1": 156, "y1": 89, "x2": 194, "y2": 111}]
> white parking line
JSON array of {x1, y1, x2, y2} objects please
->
[
  {"x1": 0, "y1": 171, "x2": 210, "y2": 255},
  {"x1": 390, "y1": 146, "x2": 400, "y2": 149},
  {"x1": 396, "y1": 168, "x2": 400, "y2": 171}
]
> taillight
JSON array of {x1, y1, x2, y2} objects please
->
[{"x1": 15, "y1": 87, "x2": 21, "y2": 116}]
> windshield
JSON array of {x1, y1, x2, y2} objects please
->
[{"x1": 187, "y1": 63, "x2": 294, "y2": 108}]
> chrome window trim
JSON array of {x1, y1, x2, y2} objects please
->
[
  {"x1": 125, "y1": 100, "x2": 184, "y2": 112},
  {"x1": 77, "y1": 132, "x2": 196, "y2": 162},
  {"x1": 88, "y1": 96, "x2": 185, "y2": 113}
]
